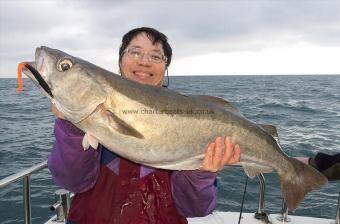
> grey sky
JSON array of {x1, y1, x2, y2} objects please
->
[{"x1": 1, "y1": 0, "x2": 340, "y2": 77}]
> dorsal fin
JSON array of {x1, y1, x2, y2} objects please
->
[
  {"x1": 189, "y1": 95, "x2": 240, "y2": 114},
  {"x1": 259, "y1": 124, "x2": 278, "y2": 137},
  {"x1": 259, "y1": 124, "x2": 280, "y2": 143}
]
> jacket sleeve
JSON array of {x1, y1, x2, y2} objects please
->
[
  {"x1": 171, "y1": 170, "x2": 218, "y2": 217},
  {"x1": 309, "y1": 152, "x2": 340, "y2": 181},
  {"x1": 47, "y1": 118, "x2": 101, "y2": 193}
]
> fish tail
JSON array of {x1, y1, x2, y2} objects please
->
[{"x1": 279, "y1": 157, "x2": 328, "y2": 211}]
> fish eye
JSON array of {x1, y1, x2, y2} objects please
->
[{"x1": 57, "y1": 58, "x2": 73, "y2": 72}]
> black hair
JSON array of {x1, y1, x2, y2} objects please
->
[{"x1": 118, "y1": 27, "x2": 172, "y2": 67}]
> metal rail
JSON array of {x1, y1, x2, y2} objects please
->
[
  {"x1": 257, "y1": 174, "x2": 266, "y2": 214},
  {"x1": 336, "y1": 191, "x2": 340, "y2": 224},
  {"x1": 277, "y1": 190, "x2": 340, "y2": 223},
  {"x1": 254, "y1": 174, "x2": 271, "y2": 223},
  {"x1": 277, "y1": 199, "x2": 290, "y2": 222},
  {"x1": 0, "y1": 160, "x2": 48, "y2": 224}
]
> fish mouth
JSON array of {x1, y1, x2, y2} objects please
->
[{"x1": 22, "y1": 62, "x2": 53, "y2": 98}]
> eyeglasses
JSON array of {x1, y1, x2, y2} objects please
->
[{"x1": 123, "y1": 47, "x2": 167, "y2": 64}]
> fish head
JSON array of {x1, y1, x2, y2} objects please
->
[{"x1": 23, "y1": 46, "x2": 106, "y2": 123}]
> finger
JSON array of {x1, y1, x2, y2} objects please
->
[
  {"x1": 228, "y1": 144, "x2": 241, "y2": 164},
  {"x1": 51, "y1": 104, "x2": 65, "y2": 119},
  {"x1": 222, "y1": 136, "x2": 234, "y2": 165},
  {"x1": 231, "y1": 144, "x2": 241, "y2": 163},
  {"x1": 202, "y1": 142, "x2": 215, "y2": 170},
  {"x1": 51, "y1": 104, "x2": 58, "y2": 116},
  {"x1": 205, "y1": 142, "x2": 215, "y2": 163},
  {"x1": 213, "y1": 136, "x2": 223, "y2": 168}
]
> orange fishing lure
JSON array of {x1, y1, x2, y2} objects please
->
[
  {"x1": 17, "y1": 62, "x2": 32, "y2": 92},
  {"x1": 16, "y1": 62, "x2": 28, "y2": 92}
]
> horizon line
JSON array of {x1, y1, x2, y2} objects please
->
[{"x1": 1, "y1": 74, "x2": 340, "y2": 78}]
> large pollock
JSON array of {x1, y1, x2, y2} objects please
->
[{"x1": 20, "y1": 46, "x2": 327, "y2": 210}]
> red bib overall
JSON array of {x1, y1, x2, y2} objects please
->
[{"x1": 67, "y1": 158, "x2": 187, "y2": 224}]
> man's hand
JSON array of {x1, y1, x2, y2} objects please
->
[
  {"x1": 51, "y1": 104, "x2": 65, "y2": 119},
  {"x1": 201, "y1": 136, "x2": 241, "y2": 172}
]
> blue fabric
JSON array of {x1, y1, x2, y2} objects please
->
[
  {"x1": 214, "y1": 178, "x2": 218, "y2": 187},
  {"x1": 66, "y1": 220, "x2": 76, "y2": 224},
  {"x1": 101, "y1": 147, "x2": 117, "y2": 165}
]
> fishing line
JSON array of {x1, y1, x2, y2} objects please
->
[
  {"x1": 162, "y1": 68, "x2": 169, "y2": 88},
  {"x1": 238, "y1": 175, "x2": 248, "y2": 224}
]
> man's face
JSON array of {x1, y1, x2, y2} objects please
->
[{"x1": 120, "y1": 33, "x2": 167, "y2": 86}]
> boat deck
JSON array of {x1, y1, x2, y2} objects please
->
[
  {"x1": 45, "y1": 211, "x2": 335, "y2": 224},
  {"x1": 187, "y1": 211, "x2": 334, "y2": 224}
]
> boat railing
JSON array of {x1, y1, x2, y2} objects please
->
[
  {"x1": 336, "y1": 190, "x2": 340, "y2": 224},
  {"x1": 0, "y1": 161, "x2": 339, "y2": 224},
  {"x1": 0, "y1": 160, "x2": 48, "y2": 224},
  {"x1": 254, "y1": 174, "x2": 271, "y2": 223}
]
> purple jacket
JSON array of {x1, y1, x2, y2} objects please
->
[{"x1": 48, "y1": 118, "x2": 218, "y2": 217}]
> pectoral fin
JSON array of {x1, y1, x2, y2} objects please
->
[
  {"x1": 104, "y1": 109, "x2": 144, "y2": 139},
  {"x1": 82, "y1": 132, "x2": 99, "y2": 150}
]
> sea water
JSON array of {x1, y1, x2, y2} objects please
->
[{"x1": 0, "y1": 75, "x2": 339, "y2": 223}]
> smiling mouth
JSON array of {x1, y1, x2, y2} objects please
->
[{"x1": 133, "y1": 71, "x2": 153, "y2": 79}]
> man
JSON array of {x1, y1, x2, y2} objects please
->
[{"x1": 48, "y1": 27, "x2": 241, "y2": 224}]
